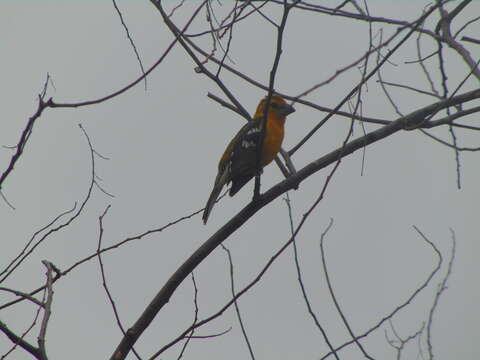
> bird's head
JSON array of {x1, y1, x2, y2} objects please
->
[{"x1": 254, "y1": 95, "x2": 295, "y2": 120}]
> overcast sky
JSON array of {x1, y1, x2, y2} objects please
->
[{"x1": 1, "y1": 1, "x2": 479, "y2": 359}]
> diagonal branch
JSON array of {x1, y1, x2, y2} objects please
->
[
  {"x1": 288, "y1": 2, "x2": 441, "y2": 156},
  {"x1": 320, "y1": 225, "x2": 443, "y2": 360},
  {"x1": 254, "y1": 0, "x2": 298, "y2": 197},
  {"x1": 222, "y1": 245, "x2": 256, "y2": 360},
  {"x1": 37, "y1": 260, "x2": 55, "y2": 360},
  {"x1": 0, "y1": 320, "x2": 42, "y2": 359},
  {"x1": 109, "y1": 86, "x2": 479, "y2": 360},
  {"x1": 151, "y1": 0, "x2": 250, "y2": 120}
]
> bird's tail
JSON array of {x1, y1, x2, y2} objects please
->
[{"x1": 202, "y1": 169, "x2": 229, "y2": 224}]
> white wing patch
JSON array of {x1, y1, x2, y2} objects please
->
[
  {"x1": 241, "y1": 140, "x2": 257, "y2": 148},
  {"x1": 242, "y1": 126, "x2": 261, "y2": 149},
  {"x1": 246, "y1": 127, "x2": 261, "y2": 135}
]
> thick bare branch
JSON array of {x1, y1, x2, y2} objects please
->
[
  {"x1": 37, "y1": 261, "x2": 55, "y2": 360},
  {"x1": 0, "y1": 320, "x2": 42, "y2": 360},
  {"x1": 109, "y1": 87, "x2": 479, "y2": 360}
]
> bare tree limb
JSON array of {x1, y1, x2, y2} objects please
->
[
  {"x1": 288, "y1": 2, "x2": 441, "y2": 156},
  {"x1": 222, "y1": 245, "x2": 256, "y2": 360},
  {"x1": 319, "y1": 218, "x2": 374, "y2": 359},
  {"x1": 385, "y1": 320, "x2": 425, "y2": 360},
  {"x1": 111, "y1": 0, "x2": 147, "y2": 90},
  {"x1": 109, "y1": 87, "x2": 480, "y2": 360},
  {"x1": 174, "y1": 273, "x2": 199, "y2": 360},
  {"x1": 461, "y1": 35, "x2": 480, "y2": 45},
  {"x1": 0, "y1": 320, "x2": 42, "y2": 360},
  {"x1": 37, "y1": 260, "x2": 55, "y2": 360},
  {"x1": 284, "y1": 195, "x2": 341, "y2": 360},
  {"x1": 420, "y1": 129, "x2": 480, "y2": 151},
  {"x1": 96, "y1": 206, "x2": 143, "y2": 360},
  {"x1": 425, "y1": 228, "x2": 457, "y2": 360},
  {"x1": 320, "y1": 225, "x2": 443, "y2": 359},
  {"x1": 0, "y1": 204, "x2": 77, "y2": 282},
  {"x1": 1, "y1": 294, "x2": 45, "y2": 360},
  {"x1": 0, "y1": 287, "x2": 44, "y2": 308}
]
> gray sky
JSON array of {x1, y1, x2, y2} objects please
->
[{"x1": 1, "y1": 1, "x2": 479, "y2": 359}]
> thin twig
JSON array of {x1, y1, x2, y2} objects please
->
[
  {"x1": 148, "y1": 148, "x2": 345, "y2": 360},
  {"x1": 0, "y1": 204, "x2": 77, "y2": 282},
  {"x1": 1, "y1": 296, "x2": 45, "y2": 360},
  {"x1": 0, "y1": 204, "x2": 204, "y2": 312},
  {"x1": 289, "y1": 3, "x2": 440, "y2": 156},
  {"x1": 284, "y1": 193, "x2": 340, "y2": 360},
  {"x1": 425, "y1": 228, "x2": 456, "y2": 360},
  {"x1": 0, "y1": 320, "x2": 41, "y2": 360},
  {"x1": 461, "y1": 35, "x2": 480, "y2": 45},
  {"x1": 320, "y1": 225, "x2": 443, "y2": 359},
  {"x1": 319, "y1": 218, "x2": 374, "y2": 359},
  {"x1": 222, "y1": 245, "x2": 256, "y2": 360},
  {"x1": 420, "y1": 129, "x2": 480, "y2": 151},
  {"x1": 37, "y1": 260, "x2": 55, "y2": 360},
  {"x1": 175, "y1": 272, "x2": 199, "y2": 360},
  {"x1": 111, "y1": 0, "x2": 147, "y2": 90},
  {"x1": 378, "y1": 80, "x2": 441, "y2": 99},
  {"x1": 109, "y1": 87, "x2": 480, "y2": 360},
  {"x1": 0, "y1": 287, "x2": 44, "y2": 308},
  {"x1": 385, "y1": 320, "x2": 425, "y2": 360},
  {"x1": 96, "y1": 205, "x2": 142, "y2": 360}
]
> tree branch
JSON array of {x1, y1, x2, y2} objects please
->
[{"x1": 109, "y1": 86, "x2": 479, "y2": 360}]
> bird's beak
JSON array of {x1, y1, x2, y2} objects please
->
[{"x1": 279, "y1": 103, "x2": 295, "y2": 116}]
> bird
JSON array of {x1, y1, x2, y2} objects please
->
[{"x1": 202, "y1": 95, "x2": 295, "y2": 224}]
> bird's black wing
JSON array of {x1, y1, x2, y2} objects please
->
[{"x1": 229, "y1": 118, "x2": 263, "y2": 196}]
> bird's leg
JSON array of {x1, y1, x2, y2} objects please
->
[
  {"x1": 252, "y1": 168, "x2": 263, "y2": 201},
  {"x1": 280, "y1": 149, "x2": 296, "y2": 176},
  {"x1": 279, "y1": 149, "x2": 299, "y2": 190}
]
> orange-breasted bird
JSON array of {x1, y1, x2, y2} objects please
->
[{"x1": 202, "y1": 95, "x2": 295, "y2": 224}]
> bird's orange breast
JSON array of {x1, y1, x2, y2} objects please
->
[{"x1": 261, "y1": 114, "x2": 285, "y2": 166}]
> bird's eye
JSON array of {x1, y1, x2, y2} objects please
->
[{"x1": 270, "y1": 103, "x2": 279, "y2": 108}]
